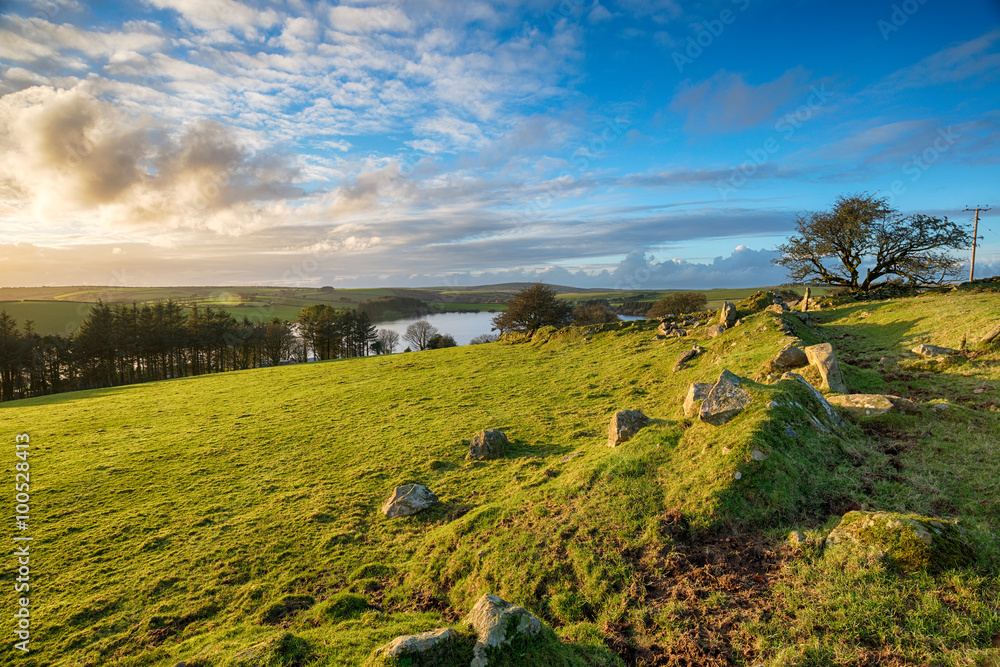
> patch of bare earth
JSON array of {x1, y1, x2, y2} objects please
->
[{"x1": 603, "y1": 512, "x2": 792, "y2": 666}]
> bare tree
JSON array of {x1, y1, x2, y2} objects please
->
[
  {"x1": 376, "y1": 328, "x2": 400, "y2": 354},
  {"x1": 774, "y1": 193, "x2": 973, "y2": 291},
  {"x1": 403, "y1": 320, "x2": 438, "y2": 351}
]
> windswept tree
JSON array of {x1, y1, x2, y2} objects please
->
[
  {"x1": 491, "y1": 283, "x2": 573, "y2": 335},
  {"x1": 773, "y1": 193, "x2": 973, "y2": 292},
  {"x1": 404, "y1": 320, "x2": 438, "y2": 351}
]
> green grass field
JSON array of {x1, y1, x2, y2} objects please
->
[{"x1": 0, "y1": 289, "x2": 998, "y2": 666}]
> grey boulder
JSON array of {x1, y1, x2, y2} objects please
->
[
  {"x1": 699, "y1": 370, "x2": 752, "y2": 426},
  {"x1": 382, "y1": 484, "x2": 438, "y2": 518}
]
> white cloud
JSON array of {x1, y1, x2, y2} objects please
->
[
  {"x1": 327, "y1": 5, "x2": 413, "y2": 34},
  {"x1": 144, "y1": 0, "x2": 279, "y2": 35}
]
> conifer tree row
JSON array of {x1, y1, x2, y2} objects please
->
[{"x1": 0, "y1": 299, "x2": 379, "y2": 402}]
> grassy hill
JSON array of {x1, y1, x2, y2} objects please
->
[{"x1": 1, "y1": 289, "x2": 998, "y2": 666}]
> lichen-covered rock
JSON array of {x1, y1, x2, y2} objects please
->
[
  {"x1": 465, "y1": 594, "x2": 542, "y2": 667},
  {"x1": 704, "y1": 323, "x2": 726, "y2": 338},
  {"x1": 699, "y1": 370, "x2": 751, "y2": 426},
  {"x1": 912, "y1": 344, "x2": 958, "y2": 357},
  {"x1": 804, "y1": 343, "x2": 848, "y2": 393},
  {"x1": 825, "y1": 511, "x2": 975, "y2": 573},
  {"x1": 826, "y1": 394, "x2": 922, "y2": 418},
  {"x1": 607, "y1": 409, "x2": 651, "y2": 447},
  {"x1": 683, "y1": 382, "x2": 713, "y2": 417},
  {"x1": 780, "y1": 372, "x2": 844, "y2": 429},
  {"x1": 467, "y1": 429, "x2": 510, "y2": 461},
  {"x1": 885, "y1": 395, "x2": 921, "y2": 414},
  {"x1": 719, "y1": 301, "x2": 737, "y2": 328},
  {"x1": 770, "y1": 344, "x2": 808, "y2": 372},
  {"x1": 826, "y1": 394, "x2": 894, "y2": 417},
  {"x1": 373, "y1": 628, "x2": 459, "y2": 661},
  {"x1": 764, "y1": 304, "x2": 785, "y2": 315},
  {"x1": 674, "y1": 345, "x2": 704, "y2": 372},
  {"x1": 381, "y1": 484, "x2": 438, "y2": 518}
]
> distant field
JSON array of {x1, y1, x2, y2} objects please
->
[
  {"x1": 0, "y1": 300, "x2": 93, "y2": 336},
  {"x1": 0, "y1": 284, "x2": 833, "y2": 336}
]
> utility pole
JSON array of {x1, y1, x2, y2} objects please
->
[{"x1": 963, "y1": 205, "x2": 991, "y2": 281}]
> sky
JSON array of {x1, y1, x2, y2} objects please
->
[{"x1": 0, "y1": 0, "x2": 998, "y2": 289}]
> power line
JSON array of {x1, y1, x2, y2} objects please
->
[{"x1": 963, "y1": 205, "x2": 992, "y2": 281}]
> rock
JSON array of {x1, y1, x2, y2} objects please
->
[
  {"x1": 674, "y1": 345, "x2": 704, "y2": 372},
  {"x1": 803, "y1": 343, "x2": 848, "y2": 393},
  {"x1": 683, "y1": 382, "x2": 713, "y2": 417},
  {"x1": 770, "y1": 344, "x2": 808, "y2": 372},
  {"x1": 466, "y1": 594, "x2": 542, "y2": 667},
  {"x1": 382, "y1": 484, "x2": 439, "y2": 518},
  {"x1": 699, "y1": 370, "x2": 752, "y2": 426},
  {"x1": 788, "y1": 530, "x2": 807, "y2": 545},
  {"x1": 467, "y1": 429, "x2": 510, "y2": 461},
  {"x1": 931, "y1": 403, "x2": 950, "y2": 411},
  {"x1": 783, "y1": 426, "x2": 798, "y2": 439},
  {"x1": 980, "y1": 322, "x2": 1000, "y2": 345},
  {"x1": 764, "y1": 304, "x2": 785, "y2": 315},
  {"x1": 826, "y1": 394, "x2": 922, "y2": 418},
  {"x1": 825, "y1": 511, "x2": 974, "y2": 573},
  {"x1": 607, "y1": 409, "x2": 651, "y2": 447},
  {"x1": 912, "y1": 344, "x2": 957, "y2": 357},
  {"x1": 374, "y1": 628, "x2": 459, "y2": 660},
  {"x1": 704, "y1": 323, "x2": 726, "y2": 338},
  {"x1": 719, "y1": 301, "x2": 737, "y2": 328},
  {"x1": 801, "y1": 287, "x2": 811, "y2": 312},
  {"x1": 886, "y1": 395, "x2": 921, "y2": 415},
  {"x1": 751, "y1": 449, "x2": 766, "y2": 461},
  {"x1": 669, "y1": 328, "x2": 687, "y2": 338},
  {"x1": 826, "y1": 394, "x2": 894, "y2": 417},
  {"x1": 780, "y1": 372, "x2": 843, "y2": 428}
]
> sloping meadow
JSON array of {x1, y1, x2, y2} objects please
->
[{"x1": 0, "y1": 292, "x2": 997, "y2": 665}]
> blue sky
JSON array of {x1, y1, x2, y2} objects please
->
[{"x1": 0, "y1": 0, "x2": 998, "y2": 288}]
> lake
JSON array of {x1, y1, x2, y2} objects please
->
[{"x1": 377, "y1": 311, "x2": 646, "y2": 348}]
